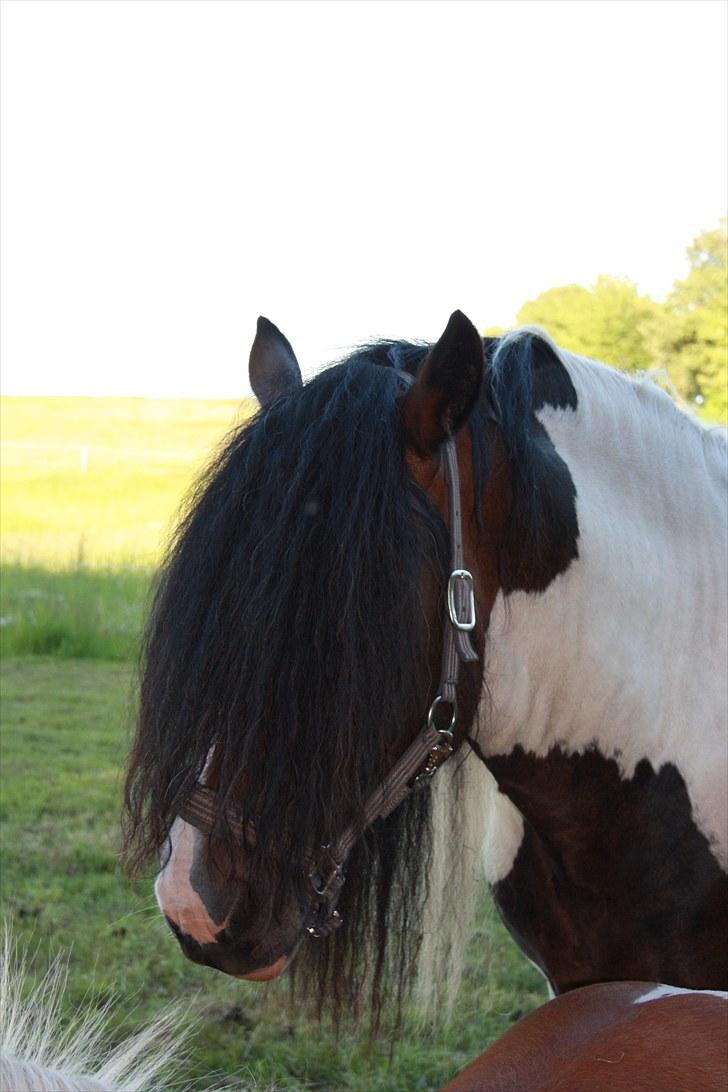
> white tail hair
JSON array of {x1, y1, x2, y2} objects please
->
[{"x1": 0, "y1": 926, "x2": 188, "y2": 1092}]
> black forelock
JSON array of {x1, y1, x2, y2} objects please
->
[{"x1": 139, "y1": 349, "x2": 448, "y2": 817}]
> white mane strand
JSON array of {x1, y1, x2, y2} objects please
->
[{"x1": 0, "y1": 929, "x2": 187, "y2": 1092}]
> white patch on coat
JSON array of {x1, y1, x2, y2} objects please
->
[
  {"x1": 634, "y1": 984, "x2": 728, "y2": 1004},
  {"x1": 475, "y1": 344, "x2": 728, "y2": 870},
  {"x1": 480, "y1": 764, "x2": 525, "y2": 885}
]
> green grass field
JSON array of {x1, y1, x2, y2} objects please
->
[
  {"x1": 1, "y1": 562, "x2": 151, "y2": 660},
  {"x1": 0, "y1": 396, "x2": 546, "y2": 1089},
  {"x1": 1, "y1": 396, "x2": 255, "y2": 566},
  {"x1": 1, "y1": 657, "x2": 545, "y2": 1090}
]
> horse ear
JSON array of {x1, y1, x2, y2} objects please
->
[
  {"x1": 402, "y1": 310, "x2": 484, "y2": 455},
  {"x1": 249, "y1": 317, "x2": 303, "y2": 407}
]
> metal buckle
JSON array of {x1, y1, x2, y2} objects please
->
[{"x1": 447, "y1": 570, "x2": 476, "y2": 631}]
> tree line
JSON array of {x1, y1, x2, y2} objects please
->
[{"x1": 488, "y1": 219, "x2": 727, "y2": 423}]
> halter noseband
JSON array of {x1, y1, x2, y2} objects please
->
[{"x1": 177, "y1": 369, "x2": 478, "y2": 942}]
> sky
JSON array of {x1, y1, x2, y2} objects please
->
[{"x1": 1, "y1": 0, "x2": 726, "y2": 398}]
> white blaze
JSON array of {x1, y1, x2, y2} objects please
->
[
  {"x1": 155, "y1": 817, "x2": 230, "y2": 945},
  {"x1": 154, "y1": 745, "x2": 232, "y2": 945}
]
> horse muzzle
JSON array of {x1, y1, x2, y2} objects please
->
[{"x1": 164, "y1": 913, "x2": 298, "y2": 979}]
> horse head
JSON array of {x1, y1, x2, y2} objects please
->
[{"x1": 124, "y1": 311, "x2": 509, "y2": 1018}]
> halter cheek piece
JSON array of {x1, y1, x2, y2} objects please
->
[{"x1": 177, "y1": 369, "x2": 478, "y2": 942}]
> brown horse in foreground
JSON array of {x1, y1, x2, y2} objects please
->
[{"x1": 441, "y1": 981, "x2": 728, "y2": 1092}]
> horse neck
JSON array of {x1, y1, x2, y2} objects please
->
[{"x1": 479, "y1": 353, "x2": 728, "y2": 867}]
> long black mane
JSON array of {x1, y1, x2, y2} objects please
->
[
  {"x1": 125, "y1": 344, "x2": 453, "y2": 1024},
  {"x1": 124, "y1": 332, "x2": 558, "y2": 1028}
]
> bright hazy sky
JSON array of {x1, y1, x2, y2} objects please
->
[{"x1": 1, "y1": 0, "x2": 726, "y2": 398}]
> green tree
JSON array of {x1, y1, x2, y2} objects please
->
[
  {"x1": 659, "y1": 220, "x2": 727, "y2": 422},
  {"x1": 516, "y1": 276, "x2": 660, "y2": 372},
  {"x1": 491, "y1": 221, "x2": 726, "y2": 422}
]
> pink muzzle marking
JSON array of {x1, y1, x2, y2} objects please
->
[
  {"x1": 236, "y1": 954, "x2": 288, "y2": 981},
  {"x1": 155, "y1": 817, "x2": 231, "y2": 945}
]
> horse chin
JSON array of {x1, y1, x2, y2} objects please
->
[{"x1": 236, "y1": 954, "x2": 288, "y2": 981}]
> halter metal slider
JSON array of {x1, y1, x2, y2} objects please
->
[{"x1": 447, "y1": 569, "x2": 476, "y2": 631}]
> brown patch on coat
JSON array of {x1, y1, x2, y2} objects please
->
[
  {"x1": 489, "y1": 746, "x2": 728, "y2": 993},
  {"x1": 441, "y1": 981, "x2": 728, "y2": 1092}
]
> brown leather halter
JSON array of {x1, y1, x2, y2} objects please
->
[{"x1": 177, "y1": 372, "x2": 478, "y2": 942}]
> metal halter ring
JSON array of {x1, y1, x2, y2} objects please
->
[
  {"x1": 447, "y1": 569, "x2": 476, "y2": 631},
  {"x1": 427, "y1": 694, "x2": 457, "y2": 737}
]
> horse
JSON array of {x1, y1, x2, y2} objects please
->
[
  {"x1": 440, "y1": 981, "x2": 728, "y2": 1092},
  {"x1": 123, "y1": 311, "x2": 727, "y2": 1031},
  {"x1": 0, "y1": 928, "x2": 187, "y2": 1092}
]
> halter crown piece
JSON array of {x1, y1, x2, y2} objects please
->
[{"x1": 177, "y1": 368, "x2": 478, "y2": 940}]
